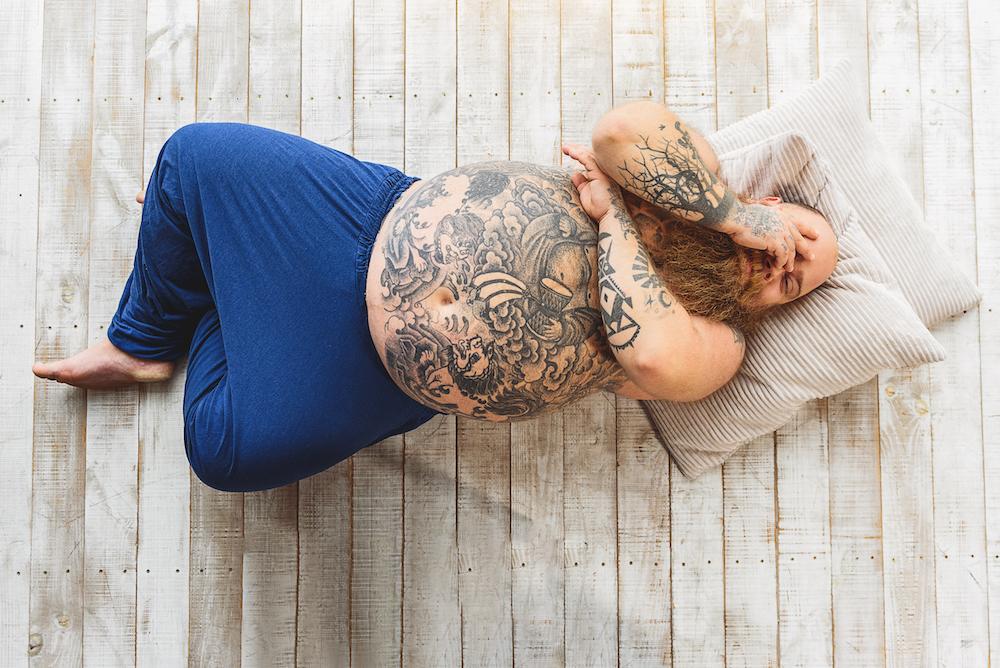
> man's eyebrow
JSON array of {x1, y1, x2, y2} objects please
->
[{"x1": 791, "y1": 201, "x2": 823, "y2": 216}]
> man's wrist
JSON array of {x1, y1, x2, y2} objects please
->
[{"x1": 713, "y1": 192, "x2": 743, "y2": 234}]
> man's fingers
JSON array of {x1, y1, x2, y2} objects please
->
[{"x1": 136, "y1": 189, "x2": 145, "y2": 204}]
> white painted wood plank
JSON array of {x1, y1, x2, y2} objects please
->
[
  {"x1": 559, "y1": 1, "x2": 617, "y2": 664},
  {"x1": 722, "y1": 438, "x2": 778, "y2": 667},
  {"x1": 917, "y1": 2, "x2": 988, "y2": 664},
  {"x1": 350, "y1": 0, "x2": 406, "y2": 663},
  {"x1": 868, "y1": 1, "x2": 938, "y2": 664},
  {"x1": 82, "y1": 1, "x2": 144, "y2": 664},
  {"x1": 401, "y1": 0, "x2": 461, "y2": 664},
  {"x1": 135, "y1": 3, "x2": 198, "y2": 666},
  {"x1": 295, "y1": 0, "x2": 354, "y2": 663},
  {"x1": 713, "y1": 2, "x2": 780, "y2": 664},
  {"x1": 28, "y1": 1, "x2": 96, "y2": 663},
  {"x1": 827, "y1": 383, "x2": 885, "y2": 667},
  {"x1": 456, "y1": 420, "x2": 512, "y2": 667},
  {"x1": 612, "y1": 2, "x2": 670, "y2": 665},
  {"x1": 242, "y1": 0, "x2": 302, "y2": 664},
  {"x1": 510, "y1": 416, "x2": 565, "y2": 667},
  {"x1": 188, "y1": 1, "x2": 249, "y2": 664},
  {"x1": 968, "y1": 1, "x2": 1000, "y2": 665},
  {"x1": 816, "y1": 3, "x2": 886, "y2": 666},
  {"x1": 0, "y1": 1, "x2": 41, "y2": 663},
  {"x1": 508, "y1": 0, "x2": 564, "y2": 663},
  {"x1": 617, "y1": 400, "x2": 671, "y2": 667},
  {"x1": 454, "y1": 2, "x2": 513, "y2": 664},
  {"x1": 775, "y1": 403, "x2": 834, "y2": 667}
]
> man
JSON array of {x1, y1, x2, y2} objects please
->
[{"x1": 33, "y1": 102, "x2": 835, "y2": 492}]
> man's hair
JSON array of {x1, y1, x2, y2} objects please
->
[
  {"x1": 645, "y1": 218, "x2": 773, "y2": 334},
  {"x1": 644, "y1": 195, "x2": 826, "y2": 334}
]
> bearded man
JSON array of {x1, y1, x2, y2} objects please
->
[{"x1": 33, "y1": 102, "x2": 834, "y2": 492}]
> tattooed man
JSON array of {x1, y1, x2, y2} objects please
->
[
  {"x1": 367, "y1": 102, "x2": 837, "y2": 420},
  {"x1": 34, "y1": 106, "x2": 835, "y2": 491}
]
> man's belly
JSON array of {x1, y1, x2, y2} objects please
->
[{"x1": 365, "y1": 160, "x2": 629, "y2": 421}]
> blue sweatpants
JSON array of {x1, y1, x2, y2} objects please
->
[{"x1": 107, "y1": 122, "x2": 439, "y2": 492}]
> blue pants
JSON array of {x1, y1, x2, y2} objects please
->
[{"x1": 108, "y1": 122, "x2": 439, "y2": 492}]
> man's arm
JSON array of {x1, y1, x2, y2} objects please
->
[
  {"x1": 592, "y1": 101, "x2": 734, "y2": 228},
  {"x1": 596, "y1": 186, "x2": 745, "y2": 401},
  {"x1": 591, "y1": 100, "x2": 810, "y2": 272}
]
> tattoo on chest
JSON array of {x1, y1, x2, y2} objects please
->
[{"x1": 378, "y1": 161, "x2": 628, "y2": 419}]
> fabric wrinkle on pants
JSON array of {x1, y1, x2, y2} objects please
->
[{"x1": 108, "y1": 122, "x2": 440, "y2": 492}]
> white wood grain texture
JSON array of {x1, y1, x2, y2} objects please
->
[
  {"x1": 28, "y1": 1, "x2": 95, "y2": 664},
  {"x1": 826, "y1": 382, "x2": 886, "y2": 667},
  {"x1": 918, "y1": 1, "x2": 988, "y2": 664},
  {"x1": 81, "y1": 1, "x2": 144, "y2": 664},
  {"x1": 968, "y1": 1, "x2": 1000, "y2": 665},
  {"x1": 617, "y1": 400, "x2": 672, "y2": 667},
  {"x1": 560, "y1": 1, "x2": 618, "y2": 665},
  {"x1": 510, "y1": 414, "x2": 565, "y2": 667},
  {"x1": 135, "y1": 2, "x2": 197, "y2": 665},
  {"x1": 0, "y1": 1, "x2": 41, "y2": 664},
  {"x1": 188, "y1": 1, "x2": 249, "y2": 664},
  {"x1": 402, "y1": 0, "x2": 461, "y2": 664},
  {"x1": 456, "y1": 420, "x2": 512, "y2": 667},
  {"x1": 350, "y1": 1, "x2": 406, "y2": 666},
  {"x1": 775, "y1": 403, "x2": 834, "y2": 667},
  {"x1": 817, "y1": 3, "x2": 886, "y2": 666},
  {"x1": 713, "y1": 1, "x2": 781, "y2": 665},
  {"x1": 455, "y1": 1, "x2": 513, "y2": 664},
  {"x1": 295, "y1": 0, "x2": 354, "y2": 663},
  {"x1": 722, "y1": 438, "x2": 778, "y2": 667},
  {"x1": 509, "y1": 0, "x2": 564, "y2": 663},
  {"x1": 242, "y1": 1, "x2": 302, "y2": 665},
  {"x1": 612, "y1": 2, "x2": 670, "y2": 665},
  {"x1": 816, "y1": 0, "x2": 870, "y2": 108},
  {"x1": 766, "y1": 4, "x2": 836, "y2": 666},
  {"x1": 869, "y1": 1, "x2": 938, "y2": 665}
]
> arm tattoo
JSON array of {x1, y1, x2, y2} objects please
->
[
  {"x1": 597, "y1": 232, "x2": 641, "y2": 351},
  {"x1": 631, "y1": 243, "x2": 674, "y2": 315},
  {"x1": 728, "y1": 201, "x2": 782, "y2": 238},
  {"x1": 726, "y1": 322, "x2": 746, "y2": 347},
  {"x1": 616, "y1": 120, "x2": 735, "y2": 229}
]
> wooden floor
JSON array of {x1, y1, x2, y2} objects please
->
[{"x1": 1, "y1": 0, "x2": 996, "y2": 665}]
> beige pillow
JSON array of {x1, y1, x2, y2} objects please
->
[
  {"x1": 705, "y1": 59, "x2": 980, "y2": 327},
  {"x1": 640, "y1": 120, "x2": 972, "y2": 478}
]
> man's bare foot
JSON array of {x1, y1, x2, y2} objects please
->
[{"x1": 32, "y1": 337, "x2": 175, "y2": 390}]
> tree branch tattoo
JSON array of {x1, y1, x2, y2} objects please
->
[
  {"x1": 616, "y1": 120, "x2": 735, "y2": 229},
  {"x1": 377, "y1": 161, "x2": 630, "y2": 419}
]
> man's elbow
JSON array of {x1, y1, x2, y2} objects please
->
[
  {"x1": 592, "y1": 101, "x2": 675, "y2": 147},
  {"x1": 630, "y1": 354, "x2": 715, "y2": 403}
]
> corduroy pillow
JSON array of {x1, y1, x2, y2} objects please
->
[{"x1": 640, "y1": 64, "x2": 980, "y2": 477}]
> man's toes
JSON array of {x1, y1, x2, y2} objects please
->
[{"x1": 32, "y1": 362, "x2": 55, "y2": 379}]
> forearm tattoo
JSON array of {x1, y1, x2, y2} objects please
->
[
  {"x1": 616, "y1": 120, "x2": 735, "y2": 229},
  {"x1": 377, "y1": 160, "x2": 629, "y2": 419},
  {"x1": 597, "y1": 232, "x2": 640, "y2": 351},
  {"x1": 596, "y1": 211, "x2": 675, "y2": 353}
]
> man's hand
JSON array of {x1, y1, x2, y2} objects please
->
[
  {"x1": 561, "y1": 142, "x2": 619, "y2": 221},
  {"x1": 721, "y1": 196, "x2": 818, "y2": 272},
  {"x1": 136, "y1": 188, "x2": 145, "y2": 204}
]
